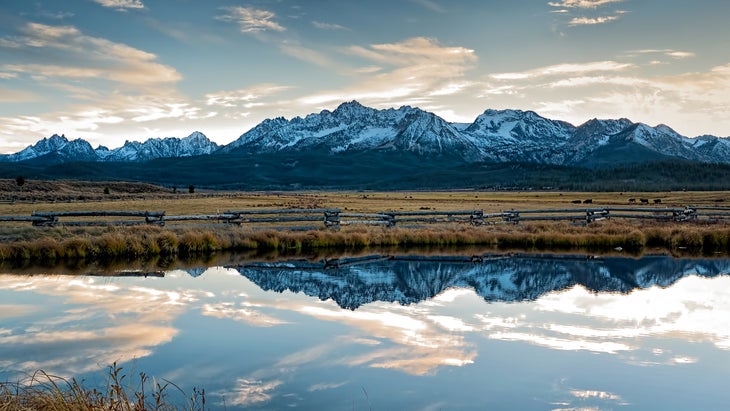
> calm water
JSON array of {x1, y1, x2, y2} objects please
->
[{"x1": 2, "y1": 254, "x2": 730, "y2": 410}]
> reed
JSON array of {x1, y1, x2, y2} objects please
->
[
  {"x1": 0, "y1": 363, "x2": 205, "y2": 411},
  {"x1": 1, "y1": 220, "x2": 730, "y2": 263}
]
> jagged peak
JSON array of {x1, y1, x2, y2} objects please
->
[
  {"x1": 184, "y1": 131, "x2": 208, "y2": 140},
  {"x1": 333, "y1": 100, "x2": 373, "y2": 116},
  {"x1": 335, "y1": 100, "x2": 366, "y2": 110},
  {"x1": 262, "y1": 116, "x2": 288, "y2": 124}
]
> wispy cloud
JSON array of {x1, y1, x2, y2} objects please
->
[
  {"x1": 300, "y1": 37, "x2": 477, "y2": 108},
  {"x1": 629, "y1": 49, "x2": 696, "y2": 59},
  {"x1": 0, "y1": 89, "x2": 37, "y2": 103},
  {"x1": 491, "y1": 60, "x2": 634, "y2": 80},
  {"x1": 2, "y1": 22, "x2": 181, "y2": 86},
  {"x1": 205, "y1": 84, "x2": 291, "y2": 108},
  {"x1": 548, "y1": 0, "x2": 625, "y2": 8},
  {"x1": 312, "y1": 21, "x2": 347, "y2": 31},
  {"x1": 37, "y1": 10, "x2": 76, "y2": 20},
  {"x1": 550, "y1": 0, "x2": 628, "y2": 27},
  {"x1": 568, "y1": 14, "x2": 621, "y2": 25},
  {"x1": 91, "y1": 0, "x2": 144, "y2": 10},
  {"x1": 217, "y1": 7, "x2": 286, "y2": 33}
]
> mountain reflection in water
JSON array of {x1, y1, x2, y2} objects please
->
[
  {"x1": 2, "y1": 253, "x2": 730, "y2": 410},
  {"x1": 232, "y1": 254, "x2": 730, "y2": 309}
]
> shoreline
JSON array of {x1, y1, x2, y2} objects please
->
[{"x1": 1, "y1": 220, "x2": 728, "y2": 266}]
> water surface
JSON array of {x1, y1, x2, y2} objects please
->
[{"x1": 2, "y1": 254, "x2": 730, "y2": 410}]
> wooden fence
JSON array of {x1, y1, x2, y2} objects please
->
[{"x1": 0, "y1": 206, "x2": 727, "y2": 229}]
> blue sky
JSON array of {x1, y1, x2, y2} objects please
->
[{"x1": 1, "y1": 0, "x2": 729, "y2": 152}]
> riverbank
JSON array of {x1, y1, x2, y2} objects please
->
[{"x1": 1, "y1": 219, "x2": 728, "y2": 265}]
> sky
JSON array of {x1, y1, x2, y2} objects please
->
[{"x1": 1, "y1": 0, "x2": 729, "y2": 153}]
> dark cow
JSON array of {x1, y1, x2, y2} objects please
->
[
  {"x1": 654, "y1": 199, "x2": 662, "y2": 204},
  {"x1": 628, "y1": 198, "x2": 636, "y2": 203},
  {"x1": 583, "y1": 199, "x2": 593, "y2": 204},
  {"x1": 640, "y1": 198, "x2": 649, "y2": 204}
]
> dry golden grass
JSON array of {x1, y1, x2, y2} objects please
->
[
  {"x1": 1, "y1": 218, "x2": 730, "y2": 264},
  {"x1": 2, "y1": 188, "x2": 729, "y2": 216},
  {"x1": 0, "y1": 362, "x2": 205, "y2": 411}
]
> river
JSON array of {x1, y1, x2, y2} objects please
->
[{"x1": 2, "y1": 253, "x2": 730, "y2": 410}]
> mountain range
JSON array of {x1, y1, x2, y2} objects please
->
[
  {"x1": 2, "y1": 101, "x2": 730, "y2": 190},
  {"x1": 2, "y1": 101, "x2": 729, "y2": 166},
  {"x1": 1, "y1": 131, "x2": 218, "y2": 163}
]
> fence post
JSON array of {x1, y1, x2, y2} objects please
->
[
  {"x1": 470, "y1": 210, "x2": 484, "y2": 226},
  {"x1": 504, "y1": 211, "x2": 519, "y2": 224},
  {"x1": 324, "y1": 209, "x2": 340, "y2": 230}
]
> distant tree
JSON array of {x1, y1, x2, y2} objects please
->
[
  {"x1": 188, "y1": 184, "x2": 195, "y2": 194},
  {"x1": 15, "y1": 175, "x2": 25, "y2": 188},
  {"x1": 103, "y1": 187, "x2": 110, "y2": 195}
]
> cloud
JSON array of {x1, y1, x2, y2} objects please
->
[
  {"x1": 3, "y1": 22, "x2": 181, "y2": 86},
  {"x1": 37, "y1": 10, "x2": 76, "y2": 20},
  {"x1": 91, "y1": 0, "x2": 144, "y2": 10},
  {"x1": 205, "y1": 84, "x2": 291, "y2": 108},
  {"x1": 569, "y1": 14, "x2": 622, "y2": 25},
  {"x1": 630, "y1": 49, "x2": 696, "y2": 59},
  {"x1": 548, "y1": 0, "x2": 625, "y2": 8},
  {"x1": 217, "y1": 7, "x2": 286, "y2": 33},
  {"x1": 550, "y1": 0, "x2": 628, "y2": 28},
  {"x1": 491, "y1": 60, "x2": 634, "y2": 80},
  {"x1": 0, "y1": 89, "x2": 38, "y2": 103},
  {"x1": 312, "y1": 21, "x2": 347, "y2": 31},
  {"x1": 299, "y1": 37, "x2": 476, "y2": 108}
]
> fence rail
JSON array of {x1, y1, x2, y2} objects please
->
[{"x1": 0, "y1": 205, "x2": 727, "y2": 229}]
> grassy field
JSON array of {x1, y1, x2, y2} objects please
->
[
  {"x1": 2, "y1": 180, "x2": 730, "y2": 262},
  {"x1": 3, "y1": 186, "x2": 729, "y2": 215}
]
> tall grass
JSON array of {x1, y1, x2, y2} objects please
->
[
  {"x1": 1, "y1": 221, "x2": 730, "y2": 263},
  {"x1": 0, "y1": 363, "x2": 205, "y2": 411}
]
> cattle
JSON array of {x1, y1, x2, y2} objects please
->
[
  {"x1": 640, "y1": 198, "x2": 649, "y2": 204},
  {"x1": 583, "y1": 199, "x2": 593, "y2": 204},
  {"x1": 571, "y1": 199, "x2": 582, "y2": 204},
  {"x1": 628, "y1": 198, "x2": 636, "y2": 203},
  {"x1": 654, "y1": 199, "x2": 662, "y2": 204}
]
